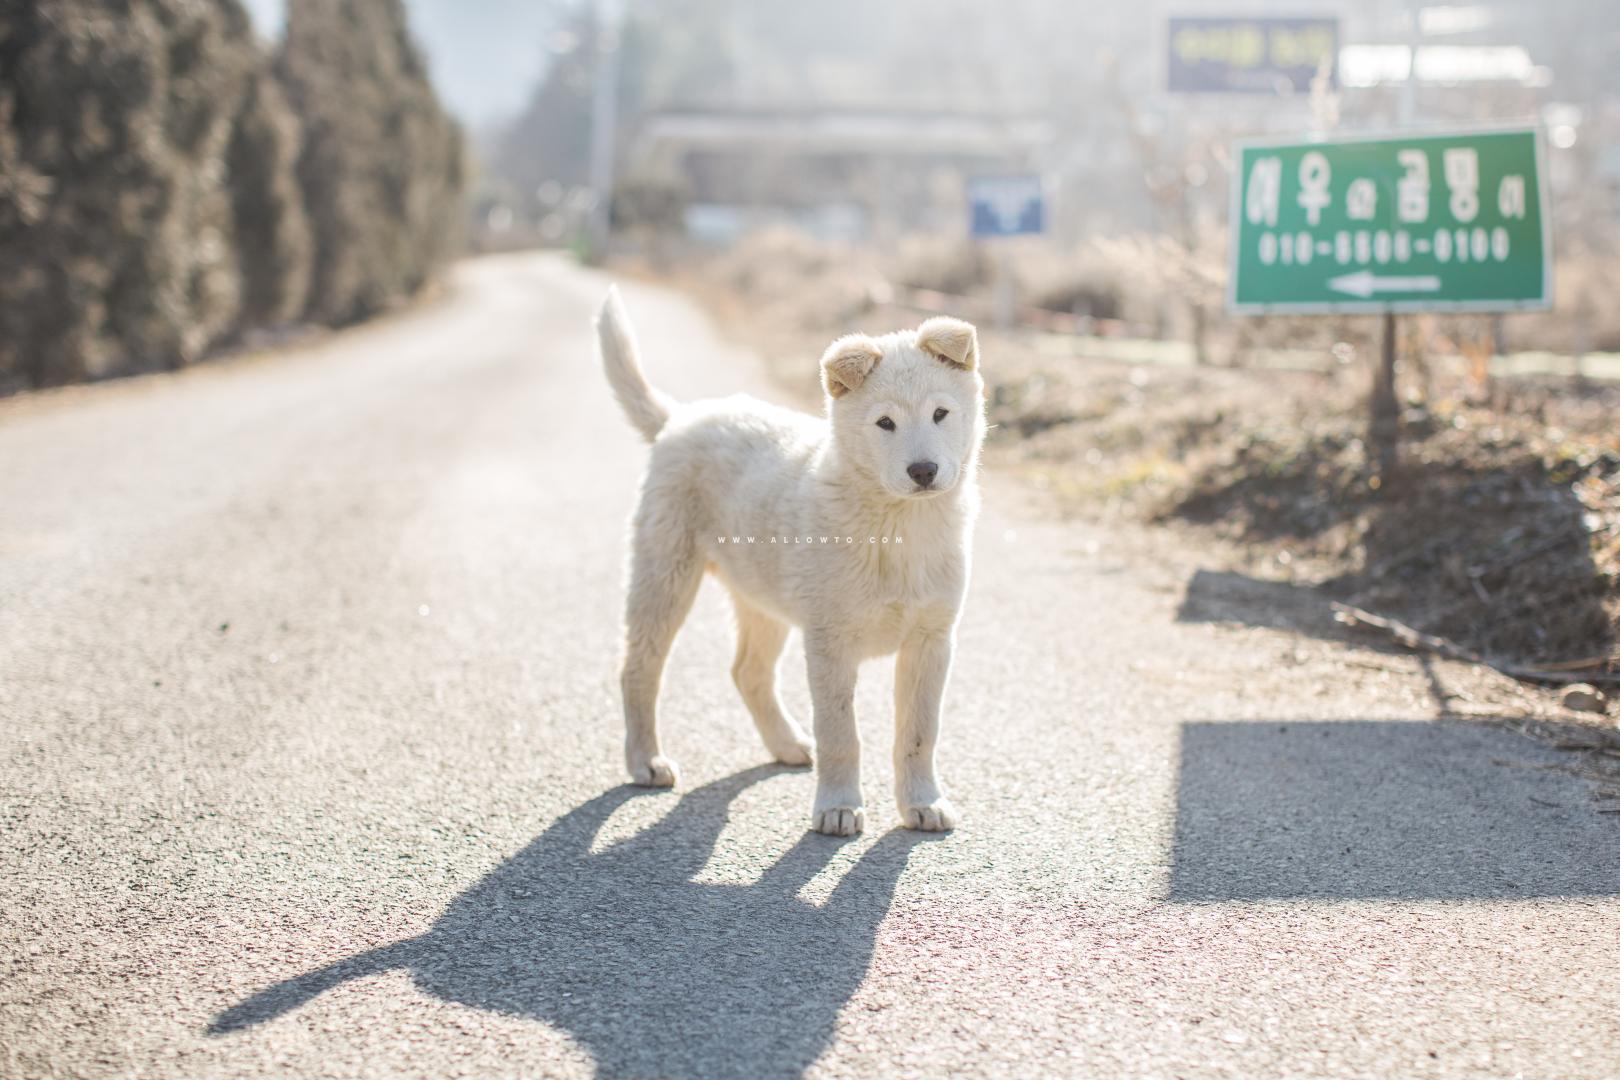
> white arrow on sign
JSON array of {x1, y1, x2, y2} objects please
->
[{"x1": 1326, "y1": 271, "x2": 1442, "y2": 298}]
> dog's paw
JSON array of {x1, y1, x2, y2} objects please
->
[
  {"x1": 629, "y1": 755, "x2": 679, "y2": 788},
  {"x1": 811, "y1": 805, "x2": 865, "y2": 837},
  {"x1": 771, "y1": 736, "x2": 814, "y2": 768},
  {"x1": 899, "y1": 799, "x2": 957, "y2": 832}
]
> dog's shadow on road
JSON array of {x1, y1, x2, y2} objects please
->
[{"x1": 210, "y1": 765, "x2": 928, "y2": 1078}]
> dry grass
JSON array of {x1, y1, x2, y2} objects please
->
[{"x1": 989, "y1": 351, "x2": 1620, "y2": 680}]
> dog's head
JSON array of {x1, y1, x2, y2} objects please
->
[{"x1": 820, "y1": 317, "x2": 985, "y2": 500}]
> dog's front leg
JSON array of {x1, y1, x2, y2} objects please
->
[
  {"x1": 805, "y1": 633, "x2": 863, "y2": 836},
  {"x1": 893, "y1": 627, "x2": 957, "y2": 831}
]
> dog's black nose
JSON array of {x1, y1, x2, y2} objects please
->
[{"x1": 907, "y1": 461, "x2": 938, "y2": 488}]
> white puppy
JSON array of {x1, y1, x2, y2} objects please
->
[{"x1": 596, "y1": 287, "x2": 983, "y2": 835}]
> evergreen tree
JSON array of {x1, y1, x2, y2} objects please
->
[
  {"x1": 227, "y1": 63, "x2": 314, "y2": 330},
  {"x1": 277, "y1": 0, "x2": 464, "y2": 325},
  {"x1": 0, "y1": 0, "x2": 309, "y2": 389}
]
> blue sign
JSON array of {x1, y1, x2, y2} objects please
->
[{"x1": 969, "y1": 175, "x2": 1044, "y2": 237}]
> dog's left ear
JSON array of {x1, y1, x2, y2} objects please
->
[{"x1": 916, "y1": 317, "x2": 979, "y2": 371}]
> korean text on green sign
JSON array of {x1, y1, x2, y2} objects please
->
[{"x1": 1228, "y1": 127, "x2": 1550, "y2": 313}]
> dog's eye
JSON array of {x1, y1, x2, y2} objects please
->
[
  {"x1": 933, "y1": 407, "x2": 949, "y2": 423},
  {"x1": 875, "y1": 416, "x2": 896, "y2": 432}
]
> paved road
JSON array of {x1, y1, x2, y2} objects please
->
[{"x1": 4, "y1": 252, "x2": 1618, "y2": 1078}]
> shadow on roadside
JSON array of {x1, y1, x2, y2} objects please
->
[
  {"x1": 1168, "y1": 719, "x2": 1620, "y2": 902},
  {"x1": 1175, "y1": 567, "x2": 1346, "y2": 640},
  {"x1": 210, "y1": 765, "x2": 931, "y2": 1078},
  {"x1": 1168, "y1": 438, "x2": 1616, "y2": 669}
]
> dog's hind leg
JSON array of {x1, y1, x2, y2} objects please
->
[
  {"x1": 728, "y1": 593, "x2": 814, "y2": 767},
  {"x1": 620, "y1": 518, "x2": 703, "y2": 788}
]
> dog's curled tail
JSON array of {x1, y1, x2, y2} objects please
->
[{"x1": 596, "y1": 286, "x2": 675, "y2": 443}]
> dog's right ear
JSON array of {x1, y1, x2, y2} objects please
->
[{"x1": 820, "y1": 334, "x2": 882, "y2": 398}]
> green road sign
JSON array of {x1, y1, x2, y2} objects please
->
[{"x1": 1228, "y1": 126, "x2": 1551, "y2": 313}]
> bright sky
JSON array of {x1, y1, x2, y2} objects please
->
[{"x1": 237, "y1": 0, "x2": 559, "y2": 127}]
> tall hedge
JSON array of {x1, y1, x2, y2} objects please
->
[
  {"x1": 277, "y1": 0, "x2": 464, "y2": 326},
  {"x1": 226, "y1": 63, "x2": 314, "y2": 330},
  {"x1": 0, "y1": 0, "x2": 463, "y2": 393},
  {"x1": 0, "y1": 0, "x2": 309, "y2": 390}
]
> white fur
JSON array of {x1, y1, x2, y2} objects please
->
[{"x1": 595, "y1": 286, "x2": 983, "y2": 835}]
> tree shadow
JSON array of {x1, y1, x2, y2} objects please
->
[
  {"x1": 1169, "y1": 436, "x2": 1616, "y2": 668},
  {"x1": 1168, "y1": 719, "x2": 1620, "y2": 902},
  {"x1": 210, "y1": 765, "x2": 933, "y2": 1078},
  {"x1": 1176, "y1": 567, "x2": 1346, "y2": 641}
]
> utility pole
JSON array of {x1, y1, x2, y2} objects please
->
[
  {"x1": 584, "y1": 0, "x2": 622, "y2": 262},
  {"x1": 1397, "y1": 0, "x2": 1419, "y2": 127}
]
